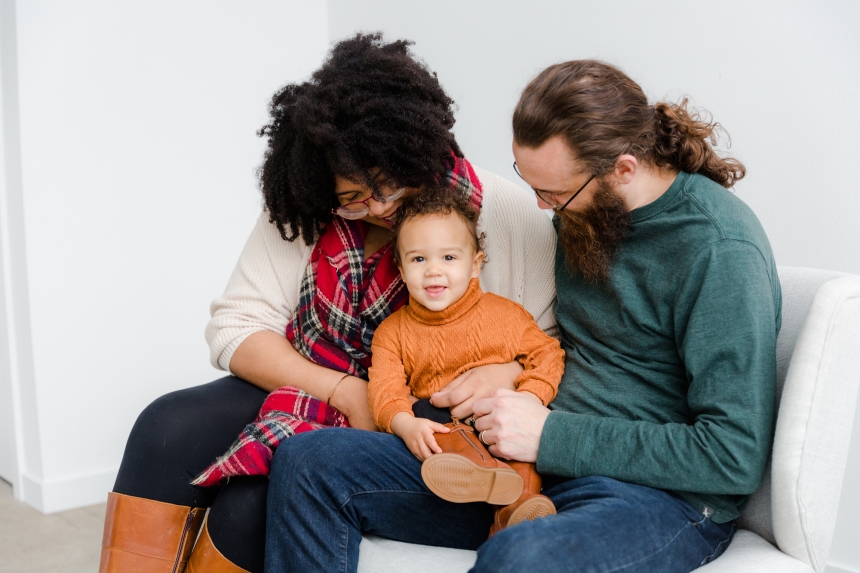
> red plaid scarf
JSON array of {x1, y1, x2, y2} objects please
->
[{"x1": 193, "y1": 157, "x2": 482, "y2": 486}]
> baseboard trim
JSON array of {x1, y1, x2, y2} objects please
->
[{"x1": 21, "y1": 468, "x2": 117, "y2": 514}]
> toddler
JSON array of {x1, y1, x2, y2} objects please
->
[{"x1": 368, "y1": 189, "x2": 565, "y2": 534}]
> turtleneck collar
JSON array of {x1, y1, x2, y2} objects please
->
[{"x1": 405, "y1": 278, "x2": 483, "y2": 326}]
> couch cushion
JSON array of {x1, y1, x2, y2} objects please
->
[
  {"x1": 358, "y1": 530, "x2": 813, "y2": 573},
  {"x1": 697, "y1": 530, "x2": 813, "y2": 573},
  {"x1": 358, "y1": 536, "x2": 476, "y2": 573}
]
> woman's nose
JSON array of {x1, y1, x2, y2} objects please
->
[{"x1": 366, "y1": 197, "x2": 392, "y2": 218}]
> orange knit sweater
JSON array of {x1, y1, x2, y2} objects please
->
[{"x1": 368, "y1": 278, "x2": 565, "y2": 433}]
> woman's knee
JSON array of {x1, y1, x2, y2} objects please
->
[
  {"x1": 126, "y1": 376, "x2": 265, "y2": 457},
  {"x1": 114, "y1": 376, "x2": 267, "y2": 502},
  {"x1": 126, "y1": 387, "x2": 208, "y2": 455}
]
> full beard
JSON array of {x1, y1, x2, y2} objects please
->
[{"x1": 557, "y1": 179, "x2": 632, "y2": 283}]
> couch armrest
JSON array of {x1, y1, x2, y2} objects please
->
[{"x1": 772, "y1": 275, "x2": 860, "y2": 571}]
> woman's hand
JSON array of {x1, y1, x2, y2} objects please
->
[
  {"x1": 429, "y1": 361, "x2": 523, "y2": 420},
  {"x1": 328, "y1": 376, "x2": 379, "y2": 432},
  {"x1": 229, "y1": 332, "x2": 380, "y2": 430}
]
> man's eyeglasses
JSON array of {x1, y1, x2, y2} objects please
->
[
  {"x1": 333, "y1": 187, "x2": 406, "y2": 220},
  {"x1": 513, "y1": 162, "x2": 594, "y2": 211}
]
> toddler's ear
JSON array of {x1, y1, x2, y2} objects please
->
[{"x1": 471, "y1": 251, "x2": 484, "y2": 278}]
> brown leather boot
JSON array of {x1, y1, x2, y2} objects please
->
[
  {"x1": 488, "y1": 460, "x2": 556, "y2": 536},
  {"x1": 99, "y1": 492, "x2": 205, "y2": 573},
  {"x1": 186, "y1": 518, "x2": 250, "y2": 573},
  {"x1": 421, "y1": 422, "x2": 523, "y2": 505}
]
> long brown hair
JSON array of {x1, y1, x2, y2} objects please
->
[{"x1": 512, "y1": 60, "x2": 745, "y2": 188}]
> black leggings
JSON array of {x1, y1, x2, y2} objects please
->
[
  {"x1": 113, "y1": 378, "x2": 454, "y2": 572},
  {"x1": 113, "y1": 376, "x2": 269, "y2": 572}
]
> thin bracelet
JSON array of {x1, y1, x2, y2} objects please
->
[{"x1": 326, "y1": 373, "x2": 350, "y2": 405}]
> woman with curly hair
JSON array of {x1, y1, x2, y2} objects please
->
[{"x1": 97, "y1": 33, "x2": 556, "y2": 573}]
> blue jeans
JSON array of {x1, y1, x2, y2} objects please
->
[{"x1": 265, "y1": 428, "x2": 735, "y2": 573}]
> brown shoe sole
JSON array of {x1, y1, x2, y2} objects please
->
[
  {"x1": 421, "y1": 453, "x2": 524, "y2": 505},
  {"x1": 507, "y1": 496, "x2": 557, "y2": 527}
]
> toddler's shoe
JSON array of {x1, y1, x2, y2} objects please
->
[
  {"x1": 488, "y1": 460, "x2": 556, "y2": 536},
  {"x1": 421, "y1": 422, "x2": 523, "y2": 505}
]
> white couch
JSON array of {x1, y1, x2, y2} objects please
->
[{"x1": 357, "y1": 267, "x2": 860, "y2": 573}]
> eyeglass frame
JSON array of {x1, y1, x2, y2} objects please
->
[
  {"x1": 332, "y1": 186, "x2": 407, "y2": 220},
  {"x1": 512, "y1": 161, "x2": 594, "y2": 211}
]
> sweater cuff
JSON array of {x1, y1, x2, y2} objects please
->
[
  {"x1": 376, "y1": 399, "x2": 415, "y2": 434},
  {"x1": 515, "y1": 378, "x2": 557, "y2": 406},
  {"x1": 536, "y1": 411, "x2": 595, "y2": 477}
]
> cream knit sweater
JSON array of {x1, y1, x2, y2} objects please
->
[{"x1": 205, "y1": 166, "x2": 558, "y2": 373}]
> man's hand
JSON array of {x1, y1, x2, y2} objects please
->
[
  {"x1": 472, "y1": 389, "x2": 550, "y2": 462},
  {"x1": 390, "y1": 412, "x2": 451, "y2": 461},
  {"x1": 430, "y1": 361, "x2": 522, "y2": 419}
]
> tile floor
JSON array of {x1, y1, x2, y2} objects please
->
[{"x1": 0, "y1": 479, "x2": 105, "y2": 573}]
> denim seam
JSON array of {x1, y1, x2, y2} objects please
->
[
  {"x1": 697, "y1": 522, "x2": 736, "y2": 567},
  {"x1": 598, "y1": 521, "x2": 698, "y2": 573},
  {"x1": 336, "y1": 489, "x2": 439, "y2": 510},
  {"x1": 339, "y1": 519, "x2": 349, "y2": 573}
]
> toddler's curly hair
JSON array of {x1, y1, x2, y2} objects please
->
[{"x1": 391, "y1": 189, "x2": 486, "y2": 268}]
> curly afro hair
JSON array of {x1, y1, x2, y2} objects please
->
[{"x1": 257, "y1": 32, "x2": 463, "y2": 244}]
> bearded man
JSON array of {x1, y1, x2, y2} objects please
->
[{"x1": 264, "y1": 60, "x2": 781, "y2": 573}]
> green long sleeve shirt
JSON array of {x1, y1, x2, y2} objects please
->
[{"x1": 538, "y1": 171, "x2": 782, "y2": 523}]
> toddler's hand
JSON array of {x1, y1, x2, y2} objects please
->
[{"x1": 390, "y1": 413, "x2": 450, "y2": 461}]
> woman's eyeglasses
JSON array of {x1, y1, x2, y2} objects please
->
[
  {"x1": 513, "y1": 162, "x2": 593, "y2": 211},
  {"x1": 333, "y1": 187, "x2": 406, "y2": 220}
]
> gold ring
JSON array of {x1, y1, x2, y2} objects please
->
[{"x1": 479, "y1": 430, "x2": 490, "y2": 447}]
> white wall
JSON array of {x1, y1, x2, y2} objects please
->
[
  {"x1": 329, "y1": 0, "x2": 860, "y2": 570},
  {"x1": 0, "y1": 0, "x2": 328, "y2": 512}
]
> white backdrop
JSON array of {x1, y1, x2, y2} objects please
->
[
  {"x1": 0, "y1": 0, "x2": 327, "y2": 512},
  {"x1": 328, "y1": 1, "x2": 860, "y2": 571}
]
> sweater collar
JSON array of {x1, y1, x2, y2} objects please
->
[
  {"x1": 406, "y1": 278, "x2": 483, "y2": 326},
  {"x1": 629, "y1": 171, "x2": 688, "y2": 224}
]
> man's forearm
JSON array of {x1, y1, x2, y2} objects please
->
[{"x1": 537, "y1": 411, "x2": 771, "y2": 495}]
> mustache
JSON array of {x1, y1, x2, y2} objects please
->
[{"x1": 557, "y1": 181, "x2": 631, "y2": 283}]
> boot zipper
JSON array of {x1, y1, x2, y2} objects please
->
[
  {"x1": 171, "y1": 510, "x2": 196, "y2": 573},
  {"x1": 451, "y1": 417, "x2": 490, "y2": 461}
]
